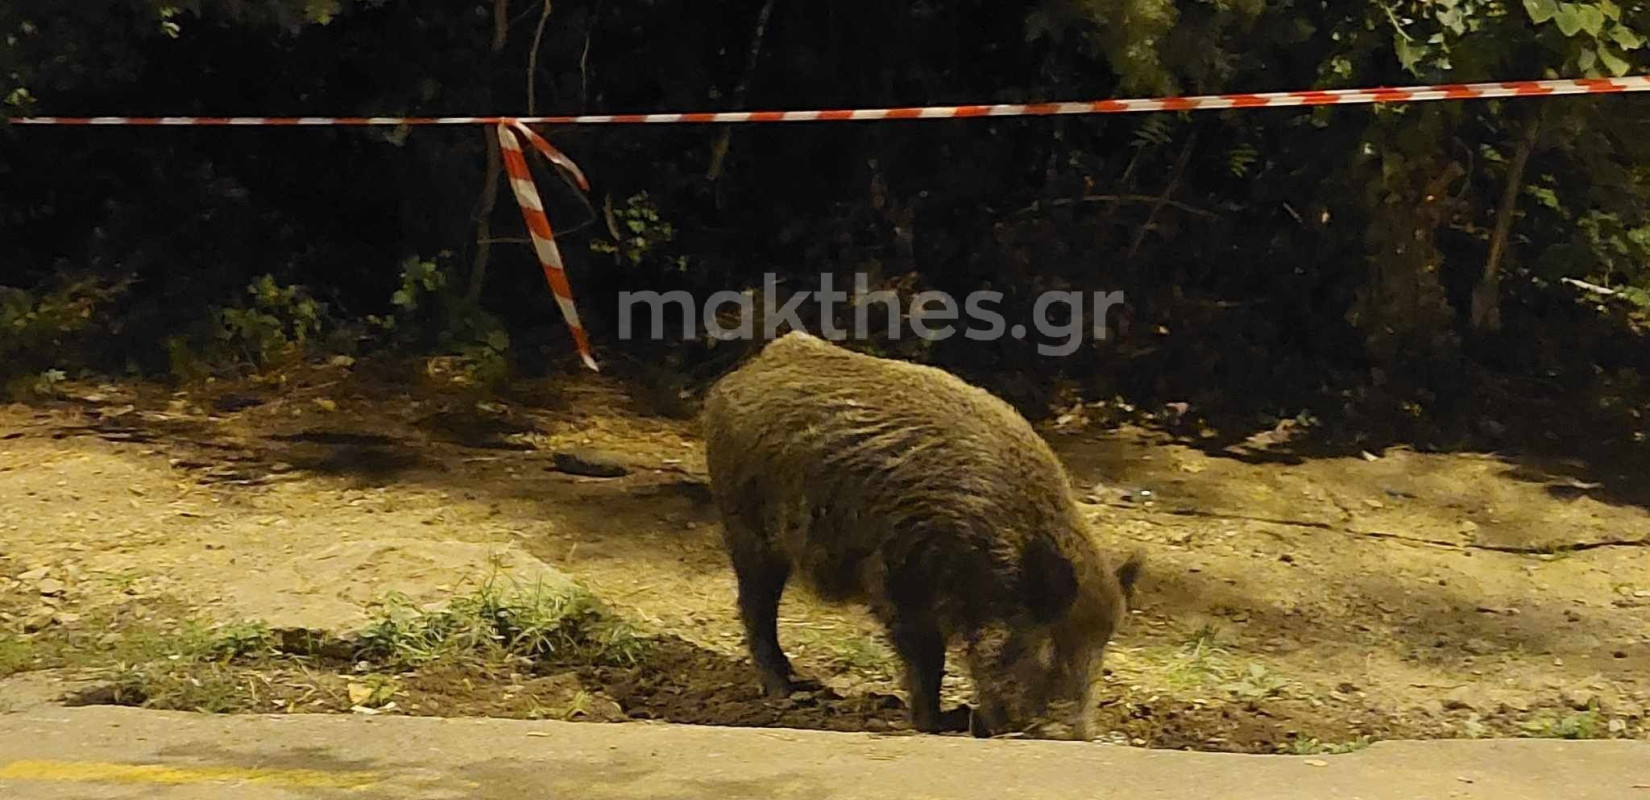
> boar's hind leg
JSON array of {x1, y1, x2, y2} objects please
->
[{"x1": 731, "y1": 545, "x2": 796, "y2": 698}]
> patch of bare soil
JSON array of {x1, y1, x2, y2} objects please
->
[{"x1": 2, "y1": 358, "x2": 1648, "y2": 753}]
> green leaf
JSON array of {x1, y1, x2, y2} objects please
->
[
  {"x1": 1437, "y1": 7, "x2": 1466, "y2": 35},
  {"x1": 1555, "y1": 3, "x2": 1584, "y2": 36},
  {"x1": 1578, "y1": 46, "x2": 1598, "y2": 71},
  {"x1": 1524, "y1": 0, "x2": 1559, "y2": 24},
  {"x1": 1609, "y1": 25, "x2": 1644, "y2": 50},
  {"x1": 1395, "y1": 35, "x2": 1426, "y2": 72},
  {"x1": 1578, "y1": 5, "x2": 1606, "y2": 36},
  {"x1": 1598, "y1": 44, "x2": 1631, "y2": 75},
  {"x1": 1600, "y1": 0, "x2": 1621, "y2": 20},
  {"x1": 1525, "y1": 184, "x2": 1562, "y2": 210}
]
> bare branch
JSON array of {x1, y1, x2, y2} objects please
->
[
  {"x1": 1011, "y1": 194, "x2": 1221, "y2": 221},
  {"x1": 527, "y1": 0, "x2": 553, "y2": 115},
  {"x1": 1128, "y1": 132, "x2": 1199, "y2": 260}
]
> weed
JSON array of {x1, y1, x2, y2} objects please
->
[
  {"x1": 1286, "y1": 735, "x2": 1372, "y2": 755},
  {"x1": 0, "y1": 636, "x2": 38, "y2": 677},
  {"x1": 101, "y1": 569, "x2": 146, "y2": 592},
  {"x1": 828, "y1": 635, "x2": 897, "y2": 673},
  {"x1": 562, "y1": 690, "x2": 594, "y2": 720},
  {"x1": 204, "y1": 621, "x2": 277, "y2": 660},
  {"x1": 167, "y1": 275, "x2": 328, "y2": 379},
  {"x1": 0, "y1": 277, "x2": 131, "y2": 396},
  {"x1": 1223, "y1": 663, "x2": 1290, "y2": 700},
  {"x1": 346, "y1": 674, "x2": 401, "y2": 709},
  {"x1": 373, "y1": 256, "x2": 514, "y2": 394},
  {"x1": 1161, "y1": 630, "x2": 1231, "y2": 692},
  {"x1": 1152, "y1": 625, "x2": 1291, "y2": 700},
  {"x1": 590, "y1": 192, "x2": 683, "y2": 270},
  {"x1": 795, "y1": 629, "x2": 897, "y2": 674},
  {"x1": 1522, "y1": 704, "x2": 1605, "y2": 740},
  {"x1": 105, "y1": 661, "x2": 248, "y2": 714}
]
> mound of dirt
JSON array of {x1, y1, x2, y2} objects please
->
[{"x1": 582, "y1": 636, "x2": 913, "y2": 733}]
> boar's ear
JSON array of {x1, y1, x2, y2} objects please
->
[
  {"x1": 1021, "y1": 536, "x2": 1078, "y2": 624},
  {"x1": 1115, "y1": 552, "x2": 1143, "y2": 605}
]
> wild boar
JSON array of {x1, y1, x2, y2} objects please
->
[{"x1": 701, "y1": 331, "x2": 1141, "y2": 739}]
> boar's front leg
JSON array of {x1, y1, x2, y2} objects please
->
[
  {"x1": 730, "y1": 544, "x2": 796, "y2": 698},
  {"x1": 888, "y1": 614, "x2": 947, "y2": 732}
]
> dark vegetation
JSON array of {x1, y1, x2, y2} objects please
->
[{"x1": 3, "y1": 0, "x2": 1648, "y2": 462}]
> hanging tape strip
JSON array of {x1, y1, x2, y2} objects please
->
[{"x1": 496, "y1": 120, "x2": 598, "y2": 372}]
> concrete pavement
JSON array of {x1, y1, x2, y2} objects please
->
[{"x1": 0, "y1": 706, "x2": 1643, "y2": 799}]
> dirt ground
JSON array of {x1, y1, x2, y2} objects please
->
[{"x1": 2, "y1": 357, "x2": 1649, "y2": 753}]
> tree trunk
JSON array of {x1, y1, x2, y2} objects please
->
[
  {"x1": 1470, "y1": 116, "x2": 1540, "y2": 333},
  {"x1": 706, "y1": 0, "x2": 777, "y2": 182}
]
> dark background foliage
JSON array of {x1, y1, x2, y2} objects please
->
[{"x1": 3, "y1": 0, "x2": 1649, "y2": 455}]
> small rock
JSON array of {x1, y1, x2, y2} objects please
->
[
  {"x1": 551, "y1": 450, "x2": 630, "y2": 478},
  {"x1": 21, "y1": 609, "x2": 56, "y2": 632},
  {"x1": 17, "y1": 568, "x2": 49, "y2": 582},
  {"x1": 35, "y1": 578, "x2": 65, "y2": 597},
  {"x1": 51, "y1": 611, "x2": 80, "y2": 625},
  {"x1": 1609, "y1": 718, "x2": 1628, "y2": 735},
  {"x1": 1463, "y1": 639, "x2": 1495, "y2": 656},
  {"x1": 1304, "y1": 759, "x2": 1329, "y2": 767},
  {"x1": 1561, "y1": 690, "x2": 1597, "y2": 711},
  {"x1": 211, "y1": 393, "x2": 265, "y2": 413}
]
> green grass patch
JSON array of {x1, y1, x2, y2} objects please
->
[
  {"x1": 355, "y1": 574, "x2": 646, "y2": 670},
  {"x1": 0, "y1": 636, "x2": 40, "y2": 678},
  {"x1": 1140, "y1": 624, "x2": 1291, "y2": 701}
]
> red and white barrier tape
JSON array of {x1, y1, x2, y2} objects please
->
[
  {"x1": 10, "y1": 77, "x2": 1650, "y2": 127},
  {"x1": 12, "y1": 75, "x2": 1646, "y2": 372},
  {"x1": 496, "y1": 120, "x2": 598, "y2": 372}
]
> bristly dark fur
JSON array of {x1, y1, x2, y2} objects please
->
[{"x1": 702, "y1": 331, "x2": 1141, "y2": 739}]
